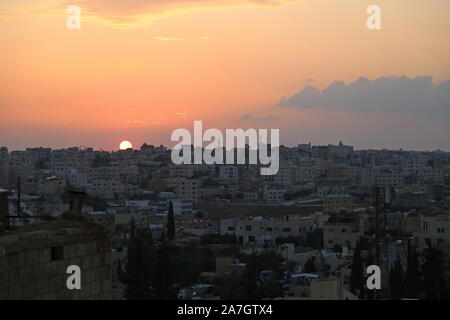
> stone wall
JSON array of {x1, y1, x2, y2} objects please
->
[{"x1": 0, "y1": 220, "x2": 112, "y2": 300}]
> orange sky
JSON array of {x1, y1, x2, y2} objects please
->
[{"x1": 1, "y1": 0, "x2": 450, "y2": 151}]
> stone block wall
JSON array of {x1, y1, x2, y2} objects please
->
[{"x1": 0, "y1": 222, "x2": 112, "y2": 300}]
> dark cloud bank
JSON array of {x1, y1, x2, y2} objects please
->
[{"x1": 278, "y1": 76, "x2": 450, "y2": 119}]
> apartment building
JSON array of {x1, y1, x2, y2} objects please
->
[
  {"x1": 168, "y1": 164, "x2": 194, "y2": 178},
  {"x1": 413, "y1": 214, "x2": 450, "y2": 248},
  {"x1": 0, "y1": 158, "x2": 10, "y2": 187},
  {"x1": 323, "y1": 213, "x2": 363, "y2": 250},
  {"x1": 220, "y1": 215, "x2": 315, "y2": 246},
  {"x1": 171, "y1": 198, "x2": 193, "y2": 215},
  {"x1": 263, "y1": 188, "x2": 286, "y2": 202},
  {"x1": 174, "y1": 177, "x2": 200, "y2": 205}
]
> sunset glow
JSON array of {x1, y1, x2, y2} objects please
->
[{"x1": 0, "y1": 0, "x2": 449, "y2": 151}]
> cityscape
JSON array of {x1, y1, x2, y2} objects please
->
[
  {"x1": 1, "y1": 0, "x2": 449, "y2": 306},
  {"x1": 0, "y1": 142, "x2": 449, "y2": 300}
]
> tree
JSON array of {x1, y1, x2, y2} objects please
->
[
  {"x1": 404, "y1": 242, "x2": 419, "y2": 298},
  {"x1": 306, "y1": 228, "x2": 323, "y2": 249},
  {"x1": 333, "y1": 243, "x2": 343, "y2": 253},
  {"x1": 117, "y1": 259, "x2": 124, "y2": 283},
  {"x1": 240, "y1": 252, "x2": 284, "y2": 299},
  {"x1": 422, "y1": 246, "x2": 445, "y2": 300},
  {"x1": 123, "y1": 227, "x2": 155, "y2": 299},
  {"x1": 350, "y1": 241, "x2": 364, "y2": 295},
  {"x1": 304, "y1": 257, "x2": 317, "y2": 273},
  {"x1": 242, "y1": 254, "x2": 260, "y2": 299},
  {"x1": 166, "y1": 201, "x2": 175, "y2": 241},
  {"x1": 153, "y1": 242, "x2": 177, "y2": 299},
  {"x1": 389, "y1": 258, "x2": 404, "y2": 300}
]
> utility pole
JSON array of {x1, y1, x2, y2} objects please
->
[
  {"x1": 374, "y1": 186, "x2": 392, "y2": 299},
  {"x1": 373, "y1": 186, "x2": 382, "y2": 299},
  {"x1": 374, "y1": 187, "x2": 380, "y2": 266},
  {"x1": 383, "y1": 187, "x2": 393, "y2": 299}
]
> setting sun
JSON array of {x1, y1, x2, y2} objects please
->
[{"x1": 119, "y1": 140, "x2": 133, "y2": 150}]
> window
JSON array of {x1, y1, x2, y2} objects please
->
[
  {"x1": 51, "y1": 246, "x2": 64, "y2": 261},
  {"x1": 266, "y1": 227, "x2": 273, "y2": 232},
  {"x1": 341, "y1": 228, "x2": 347, "y2": 233},
  {"x1": 248, "y1": 236, "x2": 255, "y2": 243},
  {"x1": 283, "y1": 228, "x2": 291, "y2": 233},
  {"x1": 245, "y1": 225, "x2": 252, "y2": 231},
  {"x1": 328, "y1": 240, "x2": 334, "y2": 244},
  {"x1": 228, "y1": 226, "x2": 235, "y2": 231}
]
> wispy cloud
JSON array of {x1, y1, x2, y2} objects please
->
[
  {"x1": 0, "y1": 0, "x2": 298, "y2": 28},
  {"x1": 0, "y1": 1, "x2": 65, "y2": 21},
  {"x1": 177, "y1": 112, "x2": 188, "y2": 119},
  {"x1": 154, "y1": 36, "x2": 183, "y2": 41}
]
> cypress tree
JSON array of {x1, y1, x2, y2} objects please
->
[
  {"x1": 422, "y1": 246, "x2": 444, "y2": 300},
  {"x1": 405, "y1": 242, "x2": 419, "y2": 298},
  {"x1": 389, "y1": 258, "x2": 404, "y2": 300},
  {"x1": 350, "y1": 241, "x2": 364, "y2": 295}
]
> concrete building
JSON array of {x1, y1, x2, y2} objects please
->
[
  {"x1": 323, "y1": 213, "x2": 363, "y2": 250},
  {"x1": 0, "y1": 157, "x2": 10, "y2": 188},
  {"x1": 323, "y1": 195, "x2": 354, "y2": 213},
  {"x1": 220, "y1": 215, "x2": 314, "y2": 246},
  {"x1": 328, "y1": 141, "x2": 354, "y2": 158},
  {"x1": 413, "y1": 214, "x2": 450, "y2": 248},
  {"x1": 174, "y1": 178, "x2": 200, "y2": 205},
  {"x1": 169, "y1": 164, "x2": 194, "y2": 178},
  {"x1": 171, "y1": 198, "x2": 193, "y2": 215},
  {"x1": 263, "y1": 188, "x2": 286, "y2": 202},
  {"x1": 43, "y1": 176, "x2": 66, "y2": 197}
]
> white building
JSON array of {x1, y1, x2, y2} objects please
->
[{"x1": 220, "y1": 215, "x2": 315, "y2": 245}]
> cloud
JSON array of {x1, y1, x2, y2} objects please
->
[
  {"x1": 0, "y1": 0, "x2": 297, "y2": 28},
  {"x1": 239, "y1": 114, "x2": 279, "y2": 121},
  {"x1": 0, "y1": 1, "x2": 66, "y2": 21},
  {"x1": 278, "y1": 76, "x2": 450, "y2": 119},
  {"x1": 154, "y1": 36, "x2": 183, "y2": 41},
  {"x1": 66, "y1": 0, "x2": 297, "y2": 27}
]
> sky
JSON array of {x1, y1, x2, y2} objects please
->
[{"x1": 0, "y1": 0, "x2": 449, "y2": 151}]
